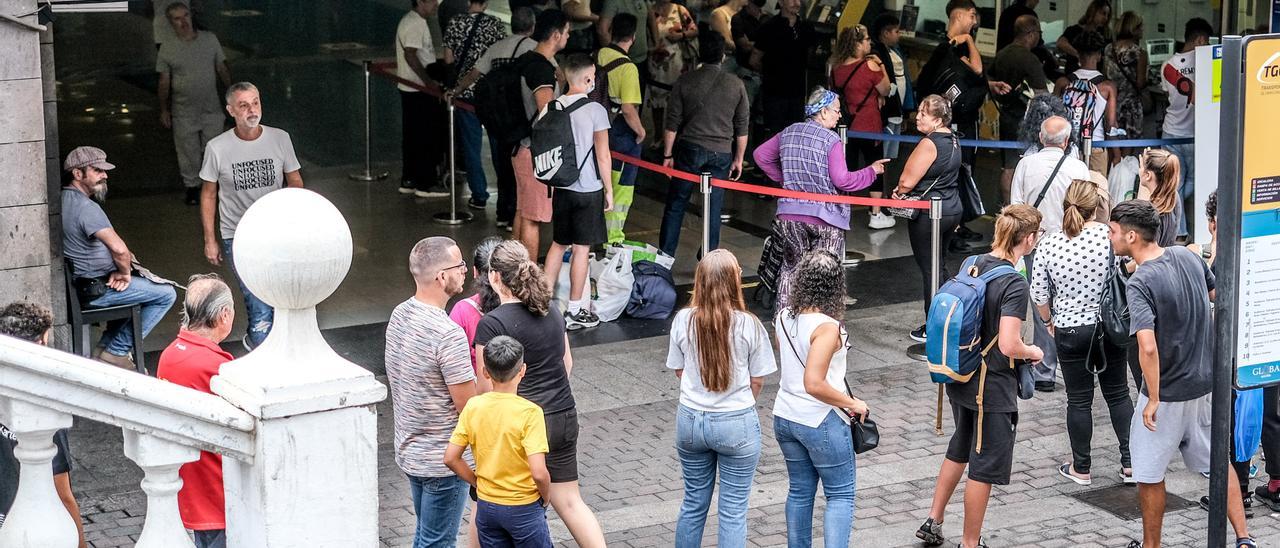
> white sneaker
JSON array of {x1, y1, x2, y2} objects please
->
[{"x1": 868, "y1": 212, "x2": 896, "y2": 230}]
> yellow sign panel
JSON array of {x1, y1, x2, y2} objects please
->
[{"x1": 1242, "y1": 37, "x2": 1280, "y2": 213}]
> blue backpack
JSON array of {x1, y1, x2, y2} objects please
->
[
  {"x1": 926, "y1": 255, "x2": 1019, "y2": 384},
  {"x1": 626, "y1": 261, "x2": 676, "y2": 320}
]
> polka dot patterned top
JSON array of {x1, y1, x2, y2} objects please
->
[{"x1": 1029, "y1": 223, "x2": 1113, "y2": 328}]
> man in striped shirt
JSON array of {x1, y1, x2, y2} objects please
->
[{"x1": 385, "y1": 236, "x2": 478, "y2": 547}]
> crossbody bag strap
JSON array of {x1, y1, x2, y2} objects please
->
[{"x1": 1033, "y1": 152, "x2": 1070, "y2": 208}]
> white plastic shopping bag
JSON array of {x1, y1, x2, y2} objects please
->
[{"x1": 592, "y1": 252, "x2": 633, "y2": 322}]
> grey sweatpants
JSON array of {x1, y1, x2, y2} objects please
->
[{"x1": 173, "y1": 111, "x2": 225, "y2": 188}]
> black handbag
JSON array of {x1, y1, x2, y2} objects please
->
[
  {"x1": 957, "y1": 163, "x2": 986, "y2": 223},
  {"x1": 1098, "y1": 246, "x2": 1131, "y2": 347},
  {"x1": 779, "y1": 317, "x2": 879, "y2": 454}
]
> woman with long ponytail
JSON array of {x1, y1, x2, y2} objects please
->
[
  {"x1": 667, "y1": 250, "x2": 776, "y2": 547},
  {"x1": 472, "y1": 240, "x2": 606, "y2": 547},
  {"x1": 1138, "y1": 147, "x2": 1182, "y2": 245},
  {"x1": 1030, "y1": 180, "x2": 1134, "y2": 486}
]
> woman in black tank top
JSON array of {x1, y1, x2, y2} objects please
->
[{"x1": 891, "y1": 95, "x2": 965, "y2": 341}]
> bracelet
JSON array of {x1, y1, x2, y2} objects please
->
[{"x1": 663, "y1": 154, "x2": 673, "y2": 159}]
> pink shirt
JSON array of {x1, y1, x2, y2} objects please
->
[{"x1": 449, "y1": 295, "x2": 484, "y2": 371}]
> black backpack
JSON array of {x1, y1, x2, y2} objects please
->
[
  {"x1": 917, "y1": 40, "x2": 988, "y2": 121},
  {"x1": 530, "y1": 97, "x2": 596, "y2": 188},
  {"x1": 626, "y1": 261, "x2": 676, "y2": 319},
  {"x1": 587, "y1": 45, "x2": 633, "y2": 113},
  {"x1": 473, "y1": 49, "x2": 538, "y2": 144}
]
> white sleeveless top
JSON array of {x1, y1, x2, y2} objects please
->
[{"x1": 773, "y1": 311, "x2": 850, "y2": 428}]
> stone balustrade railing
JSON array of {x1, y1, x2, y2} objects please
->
[
  {"x1": 0, "y1": 337, "x2": 256, "y2": 548},
  {"x1": 0, "y1": 189, "x2": 388, "y2": 547}
]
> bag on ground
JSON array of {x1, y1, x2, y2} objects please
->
[
  {"x1": 592, "y1": 252, "x2": 633, "y2": 322},
  {"x1": 530, "y1": 97, "x2": 596, "y2": 187},
  {"x1": 626, "y1": 260, "x2": 676, "y2": 319}
]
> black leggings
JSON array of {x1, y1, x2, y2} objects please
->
[
  {"x1": 908, "y1": 211, "x2": 961, "y2": 316},
  {"x1": 1056, "y1": 324, "x2": 1133, "y2": 474}
]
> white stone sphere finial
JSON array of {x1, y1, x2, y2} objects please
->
[{"x1": 231, "y1": 188, "x2": 353, "y2": 310}]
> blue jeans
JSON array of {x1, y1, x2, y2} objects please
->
[
  {"x1": 457, "y1": 109, "x2": 490, "y2": 203},
  {"x1": 476, "y1": 499, "x2": 552, "y2": 548},
  {"x1": 609, "y1": 121, "x2": 642, "y2": 188},
  {"x1": 408, "y1": 474, "x2": 470, "y2": 548},
  {"x1": 658, "y1": 141, "x2": 731, "y2": 256},
  {"x1": 193, "y1": 529, "x2": 226, "y2": 548},
  {"x1": 774, "y1": 412, "x2": 857, "y2": 548},
  {"x1": 221, "y1": 239, "x2": 273, "y2": 348},
  {"x1": 1165, "y1": 135, "x2": 1193, "y2": 237},
  {"x1": 87, "y1": 276, "x2": 176, "y2": 357},
  {"x1": 675, "y1": 405, "x2": 761, "y2": 548}
]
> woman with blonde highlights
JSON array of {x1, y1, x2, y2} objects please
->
[
  {"x1": 1138, "y1": 147, "x2": 1182, "y2": 245},
  {"x1": 1031, "y1": 180, "x2": 1134, "y2": 487},
  {"x1": 667, "y1": 249, "x2": 776, "y2": 548},
  {"x1": 472, "y1": 240, "x2": 606, "y2": 547}
]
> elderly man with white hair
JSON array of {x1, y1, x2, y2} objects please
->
[
  {"x1": 156, "y1": 274, "x2": 236, "y2": 548},
  {"x1": 1009, "y1": 115, "x2": 1091, "y2": 393},
  {"x1": 1010, "y1": 115, "x2": 1091, "y2": 235}
]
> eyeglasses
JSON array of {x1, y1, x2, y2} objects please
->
[{"x1": 440, "y1": 260, "x2": 467, "y2": 275}]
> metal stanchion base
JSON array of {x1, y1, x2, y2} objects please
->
[
  {"x1": 348, "y1": 170, "x2": 389, "y2": 181},
  {"x1": 842, "y1": 250, "x2": 864, "y2": 267},
  {"x1": 906, "y1": 343, "x2": 927, "y2": 361},
  {"x1": 432, "y1": 211, "x2": 474, "y2": 225}
]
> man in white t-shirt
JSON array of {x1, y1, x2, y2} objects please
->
[
  {"x1": 538, "y1": 54, "x2": 614, "y2": 330},
  {"x1": 199, "y1": 82, "x2": 303, "y2": 351},
  {"x1": 396, "y1": 0, "x2": 449, "y2": 198},
  {"x1": 1160, "y1": 17, "x2": 1212, "y2": 238}
]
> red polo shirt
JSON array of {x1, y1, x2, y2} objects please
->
[{"x1": 156, "y1": 329, "x2": 234, "y2": 531}]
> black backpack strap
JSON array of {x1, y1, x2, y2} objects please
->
[
  {"x1": 1033, "y1": 152, "x2": 1070, "y2": 208},
  {"x1": 563, "y1": 97, "x2": 599, "y2": 176}
]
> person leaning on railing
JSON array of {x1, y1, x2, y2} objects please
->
[
  {"x1": 890, "y1": 95, "x2": 963, "y2": 343},
  {"x1": 0, "y1": 302, "x2": 87, "y2": 548},
  {"x1": 752, "y1": 88, "x2": 888, "y2": 311}
]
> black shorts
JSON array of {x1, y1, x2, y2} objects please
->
[
  {"x1": 944, "y1": 400, "x2": 1018, "y2": 485},
  {"x1": 552, "y1": 189, "x2": 606, "y2": 246},
  {"x1": 544, "y1": 408, "x2": 580, "y2": 483}
]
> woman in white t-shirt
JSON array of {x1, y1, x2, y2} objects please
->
[
  {"x1": 772, "y1": 250, "x2": 870, "y2": 548},
  {"x1": 667, "y1": 250, "x2": 776, "y2": 548}
]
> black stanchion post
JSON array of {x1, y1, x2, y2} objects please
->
[
  {"x1": 433, "y1": 101, "x2": 474, "y2": 225},
  {"x1": 1208, "y1": 34, "x2": 1244, "y2": 548},
  {"x1": 906, "y1": 196, "x2": 943, "y2": 362},
  {"x1": 349, "y1": 60, "x2": 389, "y2": 182}
]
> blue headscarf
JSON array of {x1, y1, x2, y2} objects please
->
[{"x1": 804, "y1": 90, "x2": 839, "y2": 118}]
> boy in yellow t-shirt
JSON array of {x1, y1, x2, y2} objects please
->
[{"x1": 444, "y1": 336, "x2": 552, "y2": 547}]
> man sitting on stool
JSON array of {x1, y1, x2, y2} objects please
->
[{"x1": 62, "y1": 146, "x2": 176, "y2": 370}]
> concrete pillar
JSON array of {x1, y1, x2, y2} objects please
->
[
  {"x1": 0, "y1": 1, "x2": 55, "y2": 336},
  {"x1": 210, "y1": 189, "x2": 388, "y2": 547}
]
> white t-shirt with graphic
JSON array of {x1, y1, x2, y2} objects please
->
[
  {"x1": 1161, "y1": 51, "x2": 1195, "y2": 137},
  {"x1": 200, "y1": 125, "x2": 301, "y2": 239}
]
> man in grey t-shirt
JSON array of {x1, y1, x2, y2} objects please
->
[
  {"x1": 199, "y1": 82, "x2": 303, "y2": 350},
  {"x1": 1109, "y1": 200, "x2": 1254, "y2": 548},
  {"x1": 62, "y1": 147, "x2": 177, "y2": 370},
  {"x1": 157, "y1": 1, "x2": 231, "y2": 205}
]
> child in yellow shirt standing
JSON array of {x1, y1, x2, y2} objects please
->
[{"x1": 444, "y1": 336, "x2": 553, "y2": 547}]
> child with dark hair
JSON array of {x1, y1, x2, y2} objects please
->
[{"x1": 445, "y1": 336, "x2": 554, "y2": 548}]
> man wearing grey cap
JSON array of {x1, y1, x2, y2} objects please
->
[{"x1": 61, "y1": 146, "x2": 177, "y2": 370}]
